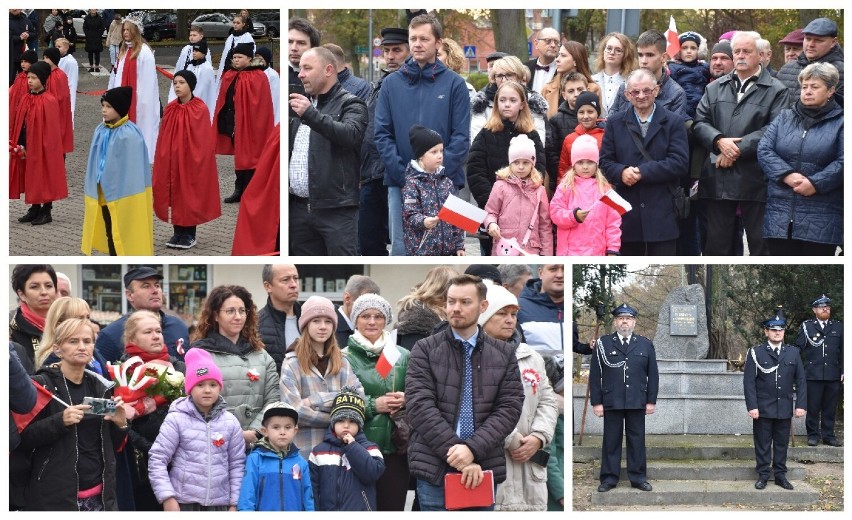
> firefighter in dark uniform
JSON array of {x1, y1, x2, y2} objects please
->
[
  {"x1": 795, "y1": 294, "x2": 843, "y2": 447},
  {"x1": 590, "y1": 303, "x2": 659, "y2": 492},
  {"x1": 743, "y1": 309, "x2": 806, "y2": 490}
]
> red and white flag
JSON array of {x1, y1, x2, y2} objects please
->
[
  {"x1": 437, "y1": 194, "x2": 487, "y2": 234},
  {"x1": 376, "y1": 346, "x2": 402, "y2": 379},
  {"x1": 664, "y1": 16, "x2": 680, "y2": 58},
  {"x1": 12, "y1": 381, "x2": 55, "y2": 433},
  {"x1": 599, "y1": 189, "x2": 633, "y2": 216}
]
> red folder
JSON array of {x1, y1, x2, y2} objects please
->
[{"x1": 444, "y1": 470, "x2": 495, "y2": 510}]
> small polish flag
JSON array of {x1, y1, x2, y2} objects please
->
[
  {"x1": 437, "y1": 194, "x2": 487, "y2": 234},
  {"x1": 599, "y1": 189, "x2": 633, "y2": 216},
  {"x1": 376, "y1": 346, "x2": 402, "y2": 379},
  {"x1": 664, "y1": 16, "x2": 680, "y2": 58}
]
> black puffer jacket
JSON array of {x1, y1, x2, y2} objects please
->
[
  {"x1": 258, "y1": 298, "x2": 302, "y2": 373},
  {"x1": 467, "y1": 121, "x2": 545, "y2": 208},
  {"x1": 288, "y1": 81, "x2": 368, "y2": 209},
  {"x1": 20, "y1": 366, "x2": 126, "y2": 511},
  {"x1": 405, "y1": 326, "x2": 524, "y2": 485},
  {"x1": 776, "y1": 44, "x2": 844, "y2": 106}
]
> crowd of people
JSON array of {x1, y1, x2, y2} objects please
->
[
  {"x1": 288, "y1": 12, "x2": 842, "y2": 256},
  {"x1": 9, "y1": 263, "x2": 565, "y2": 511},
  {"x1": 9, "y1": 9, "x2": 280, "y2": 255}
]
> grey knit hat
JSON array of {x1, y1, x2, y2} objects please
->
[
  {"x1": 329, "y1": 386, "x2": 366, "y2": 429},
  {"x1": 350, "y1": 293, "x2": 392, "y2": 325}
]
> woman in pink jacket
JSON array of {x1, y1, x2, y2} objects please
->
[
  {"x1": 550, "y1": 135, "x2": 621, "y2": 255},
  {"x1": 484, "y1": 134, "x2": 552, "y2": 255}
]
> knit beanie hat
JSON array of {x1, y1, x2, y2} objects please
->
[
  {"x1": 102, "y1": 86, "x2": 133, "y2": 118},
  {"x1": 192, "y1": 39, "x2": 208, "y2": 55},
  {"x1": 174, "y1": 69, "x2": 197, "y2": 92},
  {"x1": 298, "y1": 295, "x2": 337, "y2": 330},
  {"x1": 232, "y1": 42, "x2": 255, "y2": 58},
  {"x1": 712, "y1": 41, "x2": 733, "y2": 60},
  {"x1": 329, "y1": 386, "x2": 366, "y2": 429},
  {"x1": 20, "y1": 50, "x2": 38, "y2": 65},
  {"x1": 184, "y1": 348, "x2": 223, "y2": 393},
  {"x1": 678, "y1": 31, "x2": 702, "y2": 46},
  {"x1": 718, "y1": 31, "x2": 736, "y2": 42},
  {"x1": 574, "y1": 91, "x2": 601, "y2": 116},
  {"x1": 350, "y1": 293, "x2": 392, "y2": 325},
  {"x1": 478, "y1": 280, "x2": 519, "y2": 326},
  {"x1": 409, "y1": 124, "x2": 443, "y2": 160},
  {"x1": 256, "y1": 46, "x2": 273, "y2": 69},
  {"x1": 27, "y1": 62, "x2": 51, "y2": 87},
  {"x1": 43, "y1": 47, "x2": 61, "y2": 66},
  {"x1": 508, "y1": 134, "x2": 536, "y2": 165},
  {"x1": 571, "y1": 134, "x2": 600, "y2": 165}
]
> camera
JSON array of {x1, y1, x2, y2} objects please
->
[{"x1": 83, "y1": 397, "x2": 117, "y2": 416}]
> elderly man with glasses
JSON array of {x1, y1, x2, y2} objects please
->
[
  {"x1": 599, "y1": 68, "x2": 689, "y2": 255},
  {"x1": 795, "y1": 294, "x2": 844, "y2": 447},
  {"x1": 527, "y1": 27, "x2": 560, "y2": 93}
]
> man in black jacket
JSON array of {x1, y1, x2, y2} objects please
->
[
  {"x1": 288, "y1": 47, "x2": 368, "y2": 256},
  {"x1": 776, "y1": 17, "x2": 843, "y2": 106},
  {"x1": 406, "y1": 274, "x2": 524, "y2": 511},
  {"x1": 795, "y1": 294, "x2": 843, "y2": 447},
  {"x1": 258, "y1": 264, "x2": 302, "y2": 373}
]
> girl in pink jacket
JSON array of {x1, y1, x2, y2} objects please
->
[
  {"x1": 549, "y1": 134, "x2": 621, "y2": 255},
  {"x1": 484, "y1": 134, "x2": 552, "y2": 255}
]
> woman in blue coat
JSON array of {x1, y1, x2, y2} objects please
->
[{"x1": 758, "y1": 62, "x2": 843, "y2": 255}]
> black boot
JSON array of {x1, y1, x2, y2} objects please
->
[
  {"x1": 18, "y1": 204, "x2": 42, "y2": 223},
  {"x1": 223, "y1": 173, "x2": 245, "y2": 203},
  {"x1": 32, "y1": 202, "x2": 52, "y2": 225}
]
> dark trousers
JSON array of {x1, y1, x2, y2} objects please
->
[
  {"x1": 599, "y1": 408, "x2": 647, "y2": 485},
  {"x1": 767, "y1": 238, "x2": 837, "y2": 256},
  {"x1": 620, "y1": 239, "x2": 677, "y2": 256},
  {"x1": 752, "y1": 417, "x2": 791, "y2": 480},
  {"x1": 173, "y1": 225, "x2": 197, "y2": 238},
  {"x1": 289, "y1": 197, "x2": 358, "y2": 256},
  {"x1": 88, "y1": 51, "x2": 100, "y2": 66},
  {"x1": 358, "y1": 178, "x2": 389, "y2": 256},
  {"x1": 806, "y1": 379, "x2": 841, "y2": 441},
  {"x1": 102, "y1": 206, "x2": 117, "y2": 256},
  {"x1": 704, "y1": 199, "x2": 767, "y2": 255},
  {"x1": 376, "y1": 452, "x2": 410, "y2": 511}
]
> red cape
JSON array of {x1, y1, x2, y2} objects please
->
[
  {"x1": 232, "y1": 124, "x2": 280, "y2": 255},
  {"x1": 47, "y1": 68, "x2": 74, "y2": 153},
  {"x1": 9, "y1": 72, "x2": 28, "y2": 116},
  {"x1": 9, "y1": 91, "x2": 69, "y2": 204},
  {"x1": 152, "y1": 97, "x2": 221, "y2": 226},
  {"x1": 213, "y1": 67, "x2": 275, "y2": 170}
]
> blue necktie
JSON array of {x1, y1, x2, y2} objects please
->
[{"x1": 458, "y1": 340, "x2": 475, "y2": 440}]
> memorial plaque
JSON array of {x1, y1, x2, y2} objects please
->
[{"x1": 670, "y1": 304, "x2": 698, "y2": 336}]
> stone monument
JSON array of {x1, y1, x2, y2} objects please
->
[{"x1": 653, "y1": 284, "x2": 709, "y2": 359}]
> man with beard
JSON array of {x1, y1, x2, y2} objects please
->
[
  {"x1": 405, "y1": 274, "x2": 524, "y2": 510},
  {"x1": 590, "y1": 304, "x2": 659, "y2": 492},
  {"x1": 709, "y1": 41, "x2": 735, "y2": 80}
]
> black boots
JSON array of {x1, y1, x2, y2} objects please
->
[
  {"x1": 18, "y1": 204, "x2": 41, "y2": 223},
  {"x1": 19, "y1": 203, "x2": 52, "y2": 225},
  {"x1": 223, "y1": 170, "x2": 254, "y2": 203}
]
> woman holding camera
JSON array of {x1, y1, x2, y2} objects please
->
[{"x1": 19, "y1": 318, "x2": 128, "y2": 511}]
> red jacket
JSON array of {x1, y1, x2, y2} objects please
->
[{"x1": 557, "y1": 123, "x2": 605, "y2": 185}]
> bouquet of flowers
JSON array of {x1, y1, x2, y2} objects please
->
[
  {"x1": 143, "y1": 363, "x2": 185, "y2": 402},
  {"x1": 107, "y1": 357, "x2": 185, "y2": 405}
]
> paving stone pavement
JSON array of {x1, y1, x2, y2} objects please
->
[{"x1": 9, "y1": 61, "x2": 258, "y2": 257}]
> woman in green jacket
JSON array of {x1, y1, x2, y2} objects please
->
[{"x1": 344, "y1": 293, "x2": 410, "y2": 511}]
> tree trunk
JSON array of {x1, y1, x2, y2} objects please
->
[
  {"x1": 491, "y1": 10, "x2": 529, "y2": 62},
  {"x1": 176, "y1": 11, "x2": 189, "y2": 40},
  {"x1": 798, "y1": 9, "x2": 822, "y2": 26}
]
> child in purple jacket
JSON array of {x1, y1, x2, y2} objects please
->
[{"x1": 148, "y1": 348, "x2": 246, "y2": 511}]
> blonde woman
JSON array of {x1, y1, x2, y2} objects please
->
[
  {"x1": 438, "y1": 37, "x2": 475, "y2": 97},
  {"x1": 36, "y1": 296, "x2": 102, "y2": 371}
]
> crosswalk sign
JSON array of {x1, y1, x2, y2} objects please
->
[{"x1": 463, "y1": 45, "x2": 476, "y2": 59}]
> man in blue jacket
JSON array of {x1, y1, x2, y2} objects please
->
[
  {"x1": 374, "y1": 14, "x2": 470, "y2": 256},
  {"x1": 517, "y1": 264, "x2": 564, "y2": 357},
  {"x1": 600, "y1": 69, "x2": 689, "y2": 255}
]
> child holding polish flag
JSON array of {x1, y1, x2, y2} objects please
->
[
  {"x1": 402, "y1": 125, "x2": 466, "y2": 256},
  {"x1": 148, "y1": 348, "x2": 245, "y2": 511},
  {"x1": 550, "y1": 134, "x2": 622, "y2": 255}
]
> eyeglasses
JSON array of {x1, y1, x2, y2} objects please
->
[
  {"x1": 494, "y1": 73, "x2": 516, "y2": 81},
  {"x1": 604, "y1": 46, "x2": 624, "y2": 55},
  {"x1": 537, "y1": 38, "x2": 560, "y2": 46},
  {"x1": 358, "y1": 313, "x2": 386, "y2": 322},
  {"x1": 628, "y1": 88, "x2": 657, "y2": 97},
  {"x1": 221, "y1": 308, "x2": 247, "y2": 317}
]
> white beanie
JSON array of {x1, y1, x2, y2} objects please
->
[
  {"x1": 508, "y1": 134, "x2": 537, "y2": 165},
  {"x1": 478, "y1": 281, "x2": 520, "y2": 326}
]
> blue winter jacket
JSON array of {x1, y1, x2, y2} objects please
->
[
  {"x1": 96, "y1": 310, "x2": 189, "y2": 362},
  {"x1": 667, "y1": 60, "x2": 710, "y2": 118},
  {"x1": 757, "y1": 99, "x2": 843, "y2": 246},
  {"x1": 309, "y1": 428, "x2": 385, "y2": 511},
  {"x1": 238, "y1": 442, "x2": 315, "y2": 511},
  {"x1": 517, "y1": 279, "x2": 564, "y2": 357},
  {"x1": 374, "y1": 57, "x2": 471, "y2": 188}
]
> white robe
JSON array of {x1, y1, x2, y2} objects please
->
[
  {"x1": 263, "y1": 67, "x2": 280, "y2": 125},
  {"x1": 108, "y1": 44, "x2": 160, "y2": 163},
  {"x1": 216, "y1": 32, "x2": 255, "y2": 81},
  {"x1": 58, "y1": 54, "x2": 79, "y2": 127},
  {"x1": 167, "y1": 44, "x2": 213, "y2": 103},
  {"x1": 185, "y1": 60, "x2": 217, "y2": 122}
]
